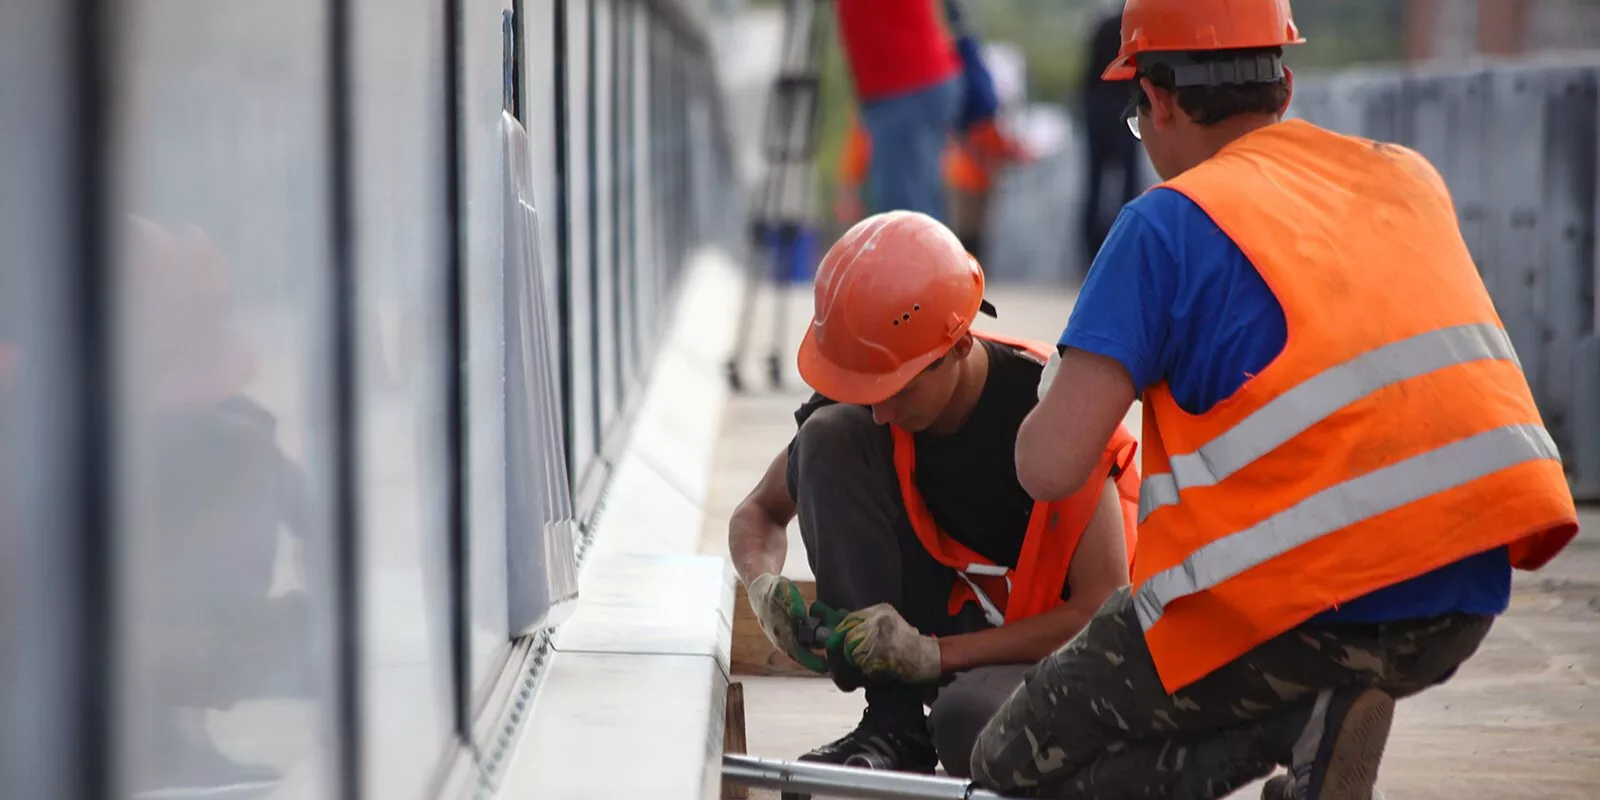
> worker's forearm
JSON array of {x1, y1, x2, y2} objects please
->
[
  {"x1": 936, "y1": 588, "x2": 1115, "y2": 672},
  {"x1": 728, "y1": 504, "x2": 789, "y2": 586}
]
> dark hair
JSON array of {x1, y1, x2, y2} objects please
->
[{"x1": 1135, "y1": 47, "x2": 1289, "y2": 126}]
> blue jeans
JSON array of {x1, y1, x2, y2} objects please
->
[{"x1": 858, "y1": 76, "x2": 962, "y2": 224}]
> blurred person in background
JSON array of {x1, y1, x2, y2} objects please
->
[
  {"x1": 122, "y1": 216, "x2": 319, "y2": 798},
  {"x1": 1077, "y1": 0, "x2": 1144, "y2": 271},
  {"x1": 834, "y1": 0, "x2": 964, "y2": 223},
  {"x1": 834, "y1": 113, "x2": 1033, "y2": 260}
]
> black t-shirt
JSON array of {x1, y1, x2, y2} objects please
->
[{"x1": 791, "y1": 338, "x2": 1043, "y2": 568}]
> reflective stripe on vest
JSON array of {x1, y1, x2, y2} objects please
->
[
  {"x1": 1133, "y1": 421, "x2": 1558, "y2": 630},
  {"x1": 1138, "y1": 322, "x2": 1520, "y2": 524}
]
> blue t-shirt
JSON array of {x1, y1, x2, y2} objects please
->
[{"x1": 1061, "y1": 188, "x2": 1510, "y2": 624}]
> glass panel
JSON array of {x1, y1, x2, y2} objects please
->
[
  {"x1": 506, "y1": 0, "x2": 580, "y2": 639},
  {"x1": 592, "y1": 0, "x2": 619, "y2": 436},
  {"x1": 0, "y1": 3, "x2": 83, "y2": 796},
  {"x1": 462, "y1": 0, "x2": 514, "y2": 692},
  {"x1": 111, "y1": 1, "x2": 341, "y2": 797},
  {"x1": 351, "y1": 0, "x2": 457, "y2": 794},
  {"x1": 520, "y1": 0, "x2": 563, "y2": 317},
  {"x1": 564, "y1": 0, "x2": 598, "y2": 483},
  {"x1": 615, "y1": 2, "x2": 639, "y2": 391}
]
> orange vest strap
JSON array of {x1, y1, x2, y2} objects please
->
[{"x1": 891, "y1": 334, "x2": 1141, "y2": 626}]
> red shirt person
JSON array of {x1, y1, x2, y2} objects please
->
[{"x1": 834, "y1": 0, "x2": 964, "y2": 223}]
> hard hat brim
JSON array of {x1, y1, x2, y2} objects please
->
[
  {"x1": 1101, "y1": 55, "x2": 1137, "y2": 82},
  {"x1": 796, "y1": 325, "x2": 951, "y2": 407}
]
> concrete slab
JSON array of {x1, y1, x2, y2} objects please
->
[
  {"x1": 555, "y1": 553, "x2": 734, "y2": 671},
  {"x1": 498, "y1": 651, "x2": 727, "y2": 800},
  {"x1": 701, "y1": 284, "x2": 1600, "y2": 799},
  {"x1": 587, "y1": 449, "x2": 707, "y2": 560}
]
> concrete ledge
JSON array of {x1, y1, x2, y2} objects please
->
[
  {"x1": 499, "y1": 651, "x2": 728, "y2": 799},
  {"x1": 491, "y1": 249, "x2": 743, "y2": 800},
  {"x1": 555, "y1": 553, "x2": 735, "y2": 671}
]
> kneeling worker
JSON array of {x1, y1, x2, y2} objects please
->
[
  {"x1": 971, "y1": 1, "x2": 1581, "y2": 798},
  {"x1": 727, "y1": 210, "x2": 1141, "y2": 779}
]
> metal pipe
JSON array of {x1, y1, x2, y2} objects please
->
[{"x1": 721, "y1": 753, "x2": 1022, "y2": 800}]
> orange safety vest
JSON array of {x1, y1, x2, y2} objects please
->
[
  {"x1": 1136, "y1": 119, "x2": 1580, "y2": 693},
  {"x1": 891, "y1": 332, "x2": 1141, "y2": 627}
]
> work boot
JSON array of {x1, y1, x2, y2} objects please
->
[
  {"x1": 780, "y1": 704, "x2": 938, "y2": 800},
  {"x1": 1261, "y1": 686, "x2": 1395, "y2": 800}
]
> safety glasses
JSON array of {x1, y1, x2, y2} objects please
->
[{"x1": 1123, "y1": 88, "x2": 1147, "y2": 141}]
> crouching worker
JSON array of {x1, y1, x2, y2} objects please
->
[
  {"x1": 969, "y1": 1, "x2": 1580, "y2": 798},
  {"x1": 727, "y1": 210, "x2": 1141, "y2": 780}
]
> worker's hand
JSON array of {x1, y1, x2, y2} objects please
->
[
  {"x1": 830, "y1": 603, "x2": 942, "y2": 685},
  {"x1": 747, "y1": 573, "x2": 828, "y2": 673},
  {"x1": 1037, "y1": 348, "x2": 1062, "y2": 402}
]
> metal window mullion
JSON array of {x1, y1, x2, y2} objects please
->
[
  {"x1": 551, "y1": 0, "x2": 575, "y2": 488},
  {"x1": 585, "y1": 0, "x2": 603, "y2": 456},
  {"x1": 326, "y1": 0, "x2": 364, "y2": 794},
  {"x1": 68, "y1": 0, "x2": 116, "y2": 795},
  {"x1": 442, "y1": 0, "x2": 474, "y2": 752},
  {"x1": 622, "y1": 1, "x2": 641, "y2": 386},
  {"x1": 608, "y1": 0, "x2": 626, "y2": 404}
]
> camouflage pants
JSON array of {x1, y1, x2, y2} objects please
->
[{"x1": 970, "y1": 586, "x2": 1493, "y2": 799}]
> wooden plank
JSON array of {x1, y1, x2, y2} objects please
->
[
  {"x1": 722, "y1": 682, "x2": 749, "y2": 800},
  {"x1": 731, "y1": 580, "x2": 827, "y2": 677}
]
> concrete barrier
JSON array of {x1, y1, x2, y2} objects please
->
[{"x1": 492, "y1": 249, "x2": 744, "y2": 799}]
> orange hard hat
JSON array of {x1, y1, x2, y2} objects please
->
[
  {"x1": 797, "y1": 211, "x2": 995, "y2": 405},
  {"x1": 1102, "y1": 0, "x2": 1306, "y2": 81}
]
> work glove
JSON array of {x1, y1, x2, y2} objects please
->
[
  {"x1": 828, "y1": 603, "x2": 943, "y2": 686},
  {"x1": 1038, "y1": 348, "x2": 1062, "y2": 402},
  {"x1": 747, "y1": 573, "x2": 828, "y2": 673}
]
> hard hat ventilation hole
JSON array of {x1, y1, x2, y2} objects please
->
[{"x1": 913, "y1": 304, "x2": 921, "y2": 311}]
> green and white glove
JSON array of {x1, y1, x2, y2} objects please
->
[
  {"x1": 830, "y1": 603, "x2": 943, "y2": 685},
  {"x1": 747, "y1": 573, "x2": 828, "y2": 673}
]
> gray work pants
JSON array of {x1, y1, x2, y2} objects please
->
[{"x1": 785, "y1": 403, "x2": 1031, "y2": 776}]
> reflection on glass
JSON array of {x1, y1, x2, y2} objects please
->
[
  {"x1": 113, "y1": 2, "x2": 337, "y2": 797},
  {"x1": 0, "y1": 6, "x2": 80, "y2": 792},
  {"x1": 464, "y1": 2, "x2": 511, "y2": 693},
  {"x1": 352, "y1": 0, "x2": 456, "y2": 794}
]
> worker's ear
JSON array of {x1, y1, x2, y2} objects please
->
[
  {"x1": 1138, "y1": 77, "x2": 1178, "y2": 132},
  {"x1": 1281, "y1": 67, "x2": 1295, "y2": 115},
  {"x1": 950, "y1": 332, "x2": 975, "y2": 360}
]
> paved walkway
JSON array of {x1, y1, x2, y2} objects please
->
[{"x1": 701, "y1": 285, "x2": 1600, "y2": 799}]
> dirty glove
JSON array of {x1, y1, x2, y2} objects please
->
[
  {"x1": 1037, "y1": 348, "x2": 1062, "y2": 402},
  {"x1": 747, "y1": 573, "x2": 828, "y2": 673},
  {"x1": 829, "y1": 603, "x2": 943, "y2": 685}
]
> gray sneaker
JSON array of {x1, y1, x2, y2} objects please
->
[{"x1": 1263, "y1": 686, "x2": 1394, "y2": 800}]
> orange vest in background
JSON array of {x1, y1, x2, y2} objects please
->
[
  {"x1": 1136, "y1": 119, "x2": 1579, "y2": 693},
  {"x1": 839, "y1": 118, "x2": 1028, "y2": 196},
  {"x1": 892, "y1": 333, "x2": 1140, "y2": 627}
]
